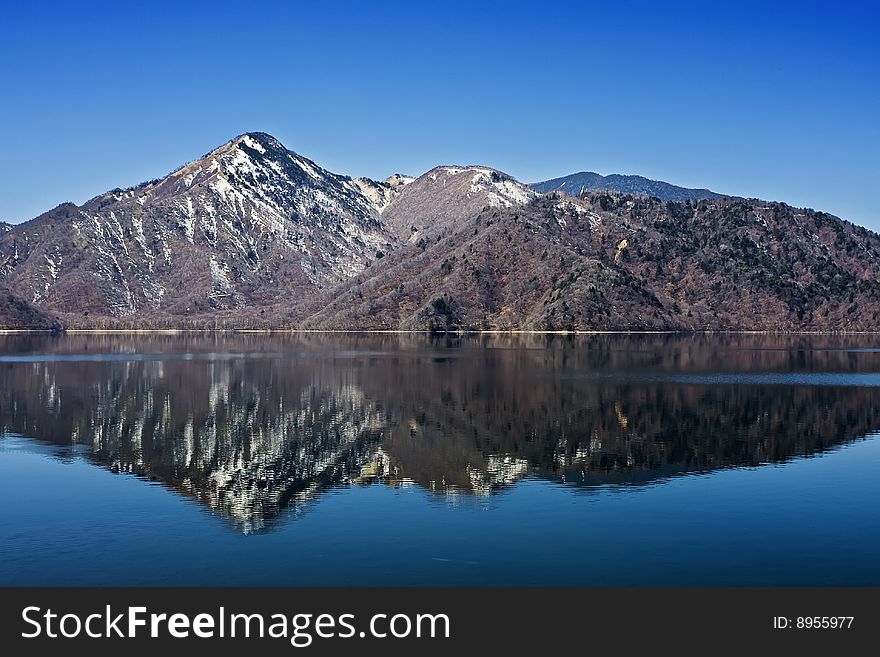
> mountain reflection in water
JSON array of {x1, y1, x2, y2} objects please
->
[{"x1": 1, "y1": 333, "x2": 879, "y2": 533}]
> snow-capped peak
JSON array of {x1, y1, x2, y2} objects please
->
[{"x1": 39, "y1": 132, "x2": 395, "y2": 317}]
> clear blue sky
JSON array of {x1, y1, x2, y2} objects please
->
[{"x1": 2, "y1": 0, "x2": 877, "y2": 230}]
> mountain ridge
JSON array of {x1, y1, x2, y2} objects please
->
[
  {"x1": 531, "y1": 171, "x2": 728, "y2": 201},
  {"x1": 0, "y1": 132, "x2": 395, "y2": 320},
  {"x1": 1, "y1": 132, "x2": 877, "y2": 331}
]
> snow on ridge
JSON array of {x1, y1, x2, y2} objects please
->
[
  {"x1": 489, "y1": 178, "x2": 536, "y2": 205},
  {"x1": 385, "y1": 173, "x2": 414, "y2": 187},
  {"x1": 350, "y1": 178, "x2": 385, "y2": 211},
  {"x1": 227, "y1": 147, "x2": 260, "y2": 176},
  {"x1": 290, "y1": 154, "x2": 322, "y2": 181},
  {"x1": 468, "y1": 169, "x2": 537, "y2": 207},
  {"x1": 422, "y1": 166, "x2": 535, "y2": 206},
  {"x1": 432, "y1": 165, "x2": 501, "y2": 179},
  {"x1": 240, "y1": 135, "x2": 267, "y2": 154},
  {"x1": 349, "y1": 178, "x2": 397, "y2": 214}
]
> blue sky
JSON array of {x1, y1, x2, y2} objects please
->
[{"x1": 2, "y1": 0, "x2": 877, "y2": 229}]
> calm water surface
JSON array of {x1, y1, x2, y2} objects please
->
[{"x1": 0, "y1": 333, "x2": 878, "y2": 586}]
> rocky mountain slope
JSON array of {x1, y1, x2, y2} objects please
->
[
  {"x1": 1, "y1": 133, "x2": 877, "y2": 330},
  {"x1": 532, "y1": 171, "x2": 726, "y2": 201},
  {"x1": 0, "y1": 133, "x2": 394, "y2": 323},
  {"x1": 299, "y1": 191, "x2": 880, "y2": 331},
  {"x1": 350, "y1": 173, "x2": 414, "y2": 214},
  {"x1": 381, "y1": 166, "x2": 537, "y2": 240},
  {"x1": 299, "y1": 195, "x2": 675, "y2": 330}
]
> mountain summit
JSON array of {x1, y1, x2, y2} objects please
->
[
  {"x1": 1, "y1": 133, "x2": 878, "y2": 330},
  {"x1": 0, "y1": 133, "x2": 393, "y2": 320}
]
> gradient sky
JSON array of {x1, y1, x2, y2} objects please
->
[{"x1": 2, "y1": 0, "x2": 878, "y2": 230}]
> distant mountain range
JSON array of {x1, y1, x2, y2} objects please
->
[
  {"x1": 1, "y1": 132, "x2": 878, "y2": 331},
  {"x1": 531, "y1": 171, "x2": 727, "y2": 201}
]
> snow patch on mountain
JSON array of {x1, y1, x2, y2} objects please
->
[
  {"x1": 473, "y1": 174, "x2": 537, "y2": 208},
  {"x1": 240, "y1": 135, "x2": 266, "y2": 154},
  {"x1": 209, "y1": 255, "x2": 235, "y2": 302},
  {"x1": 385, "y1": 173, "x2": 414, "y2": 188}
]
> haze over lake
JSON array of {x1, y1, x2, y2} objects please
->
[{"x1": 1, "y1": 333, "x2": 878, "y2": 586}]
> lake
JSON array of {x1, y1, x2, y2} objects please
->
[{"x1": 1, "y1": 332, "x2": 878, "y2": 586}]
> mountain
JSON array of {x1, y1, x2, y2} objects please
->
[
  {"x1": 1, "y1": 132, "x2": 878, "y2": 331},
  {"x1": 381, "y1": 165, "x2": 537, "y2": 241},
  {"x1": 0, "y1": 132, "x2": 394, "y2": 325},
  {"x1": 298, "y1": 193, "x2": 674, "y2": 330},
  {"x1": 300, "y1": 190, "x2": 880, "y2": 331},
  {"x1": 532, "y1": 171, "x2": 726, "y2": 201}
]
